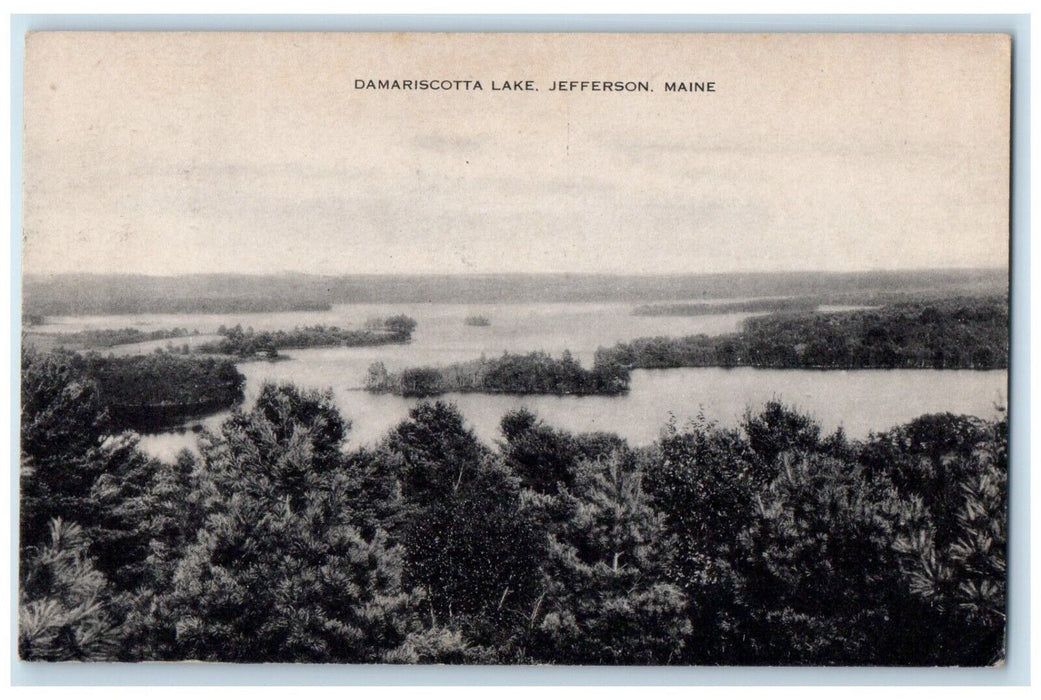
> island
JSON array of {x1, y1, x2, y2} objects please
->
[
  {"x1": 193, "y1": 315, "x2": 418, "y2": 360},
  {"x1": 367, "y1": 296, "x2": 1007, "y2": 399},
  {"x1": 365, "y1": 350, "x2": 630, "y2": 397}
]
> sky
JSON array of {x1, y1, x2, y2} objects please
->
[{"x1": 22, "y1": 32, "x2": 1011, "y2": 276}]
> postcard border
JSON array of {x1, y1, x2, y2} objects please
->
[{"x1": 8, "y1": 12, "x2": 1030, "y2": 687}]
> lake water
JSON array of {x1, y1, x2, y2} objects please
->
[{"x1": 39, "y1": 302, "x2": 1007, "y2": 461}]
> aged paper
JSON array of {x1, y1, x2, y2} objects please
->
[
  {"x1": 24, "y1": 33, "x2": 1010, "y2": 276},
  {"x1": 20, "y1": 33, "x2": 1010, "y2": 666}
]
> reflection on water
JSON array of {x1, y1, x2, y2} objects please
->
[{"x1": 44, "y1": 302, "x2": 1007, "y2": 462}]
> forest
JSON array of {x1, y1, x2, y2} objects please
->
[
  {"x1": 21, "y1": 350, "x2": 245, "y2": 432},
  {"x1": 19, "y1": 348, "x2": 1006, "y2": 665},
  {"x1": 633, "y1": 298, "x2": 821, "y2": 316},
  {"x1": 193, "y1": 316, "x2": 418, "y2": 359},
  {"x1": 365, "y1": 297, "x2": 1007, "y2": 399},
  {"x1": 602, "y1": 296, "x2": 1009, "y2": 371},
  {"x1": 40, "y1": 327, "x2": 198, "y2": 349},
  {"x1": 365, "y1": 350, "x2": 630, "y2": 397}
]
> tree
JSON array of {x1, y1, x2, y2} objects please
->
[
  {"x1": 158, "y1": 383, "x2": 413, "y2": 662},
  {"x1": 19, "y1": 519, "x2": 121, "y2": 661},
  {"x1": 643, "y1": 416, "x2": 767, "y2": 662},
  {"x1": 18, "y1": 348, "x2": 155, "y2": 622},
  {"x1": 742, "y1": 400, "x2": 822, "y2": 466},
  {"x1": 860, "y1": 413, "x2": 991, "y2": 548},
  {"x1": 20, "y1": 350, "x2": 112, "y2": 549},
  {"x1": 365, "y1": 361, "x2": 390, "y2": 392},
  {"x1": 383, "y1": 314, "x2": 418, "y2": 338},
  {"x1": 383, "y1": 401, "x2": 490, "y2": 510},
  {"x1": 499, "y1": 408, "x2": 582, "y2": 495},
  {"x1": 399, "y1": 367, "x2": 443, "y2": 397},
  {"x1": 106, "y1": 450, "x2": 209, "y2": 660},
  {"x1": 21, "y1": 349, "x2": 108, "y2": 464},
  {"x1": 890, "y1": 417, "x2": 1007, "y2": 665},
  {"x1": 384, "y1": 402, "x2": 546, "y2": 652},
  {"x1": 734, "y1": 454, "x2": 901, "y2": 664},
  {"x1": 529, "y1": 449, "x2": 690, "y2": 664},
  {"x1": 85, "y1": 442, "x2": 212, "y2": 590}
]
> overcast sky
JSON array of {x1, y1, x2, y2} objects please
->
[{"x1": 23, "y1": 32, "x2": 1010, "y2": 276}]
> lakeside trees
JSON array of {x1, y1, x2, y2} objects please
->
[
  {"x1": 84, "y1": 353, "x2": 244, "y2": 431},
  {"x1": 600, "y1": 296, "x2": 1009, "y2": 371},
  {"x1": 365, "y1": 297, "x2": 1007, "y2": 401},
  {"x1": 24, "y1": 317, "x2": 418, "y2": 361},
  {"x1": 193, "y1": 317, "x2": 418, "y2": 359},
  {"x1": 633, "y1": 298, "x2": 821, "y2": 316},
  {"x1": 366, "y1": 351, "x2": 631, "y2": 397},
  {"x1": 21, "y1": 349, "x2": 245, "y2": 434},
  {"x1": 35, "y1": 327, "x2": 198, "y2": 349},
  {"x1": 19, "y1": 352, "x2": 1008, "y2": 665}
]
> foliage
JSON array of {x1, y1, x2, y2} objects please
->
[
  {"x1": 20, "y1": 355, "x2": 108, "y2": 550},
  {"x1": 529, "y1": 450, "x2": 690, "y2": 664},
  {"x1": 384, "y1": 402, "x2": 547, "y2": 642},
  {"x1": 21, "y1": 349, "x2": 109, "y2": 464},
  {"x1": 19, "y1": 519, "x2": 122, "y2": 661},
  {"x1": 26, "y1": 350, "x2": 246, "y2": 432},
  {"x1": 601, "y1": 296, "x2": 1008, "y2": 371},
  {"x1": 44, "y1": 327, "x2": 196, "y2": 349},
  {"x1": 634, "y1": 298, "x2": 821, "y2": 316},
  {"x1": 156, "y1": 383, "x2": 413, "y2": 662},
  {"x1": 641, "y1": 415, "x2": 767, "y2": 662},
  {"x1": 17, "y1": 346, "x2": 1009, "y2": 665},
  {"x1": 888, "y1": 416, "x2": 1008, "y2": 665},
  {"x1": 197, "y1": 318, "x2": 416, "y2": 359},
  {"x1": 742, "y1": 400, "x2": 822, "y2": 466},
  {"x1": 367, "y1": 350, "x2": 630, "y2": 397},
  {"x1": 859, "y1": 412, "x2": 992, "y2": 547},
  {"x1": 733, "y1": 455, "x2": 902, "y2": 664},
  {"x1": 499, "y1": 408, "x2": 584, "y2": 495}
]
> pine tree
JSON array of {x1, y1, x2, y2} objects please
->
[
  {"x1": 735, "y1": 453, "x2": 902, "y2": 664},
  {"x1": 20, "y1": 350, "x2": 110, "y2": 551},
  {"x1": 384, "y1": 402, "x2": 547, "y2": 655},
  {"x1": 19, "y1": 518, "x2": 121, "y2": 660},
  {"x1": 158, "y1": 383, "x2": 414, "y2": 662},
  {"x1": 529, "y1": 449, "x2": 689, "y2": 664},
  {"x1": 891, "y1": 417, "x2": 1007, "y2": 664},
  {"x1": 742, "y1": 400, "x2": 822, "y2": 466}
]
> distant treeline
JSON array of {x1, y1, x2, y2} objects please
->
[
  {"x1": 630, "y1": 288, "x2": 1004, "y2": 317},
  {"x1": 42, "y1": 327, "x2": 199, "y2": 348},
  {"x1": 465, "y1": 315, "x2": 491, "y2": 327},
  {"x1": 23, "y1": 269, "x2": 1006, "y2": 315},
  {"x1": 22, "y1": 349, "x2": 245, "y2": 432},
  {"x1": 195, "y1": 316, "x2": 418, "y2": 359},
  {"x1": 634, "y1": 298, "x2": 822, "y2": 316},
  {"x1": 366, "y1": 351, "x2": 630, "y2": 397},
  {"x1": 602, "y1": 296, "x2": 1008, "y2": 371},
  {"x1": 24, "y1": 292, "x2": 330, "y2": 316}
]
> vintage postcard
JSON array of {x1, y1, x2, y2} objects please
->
[{"x1": 19, "y1": 32, "x2": 1010, "y2": 665}]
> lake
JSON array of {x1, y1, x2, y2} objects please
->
[{"x1": 38, "y1": 302, "x2": 1007, "y2": 460}]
